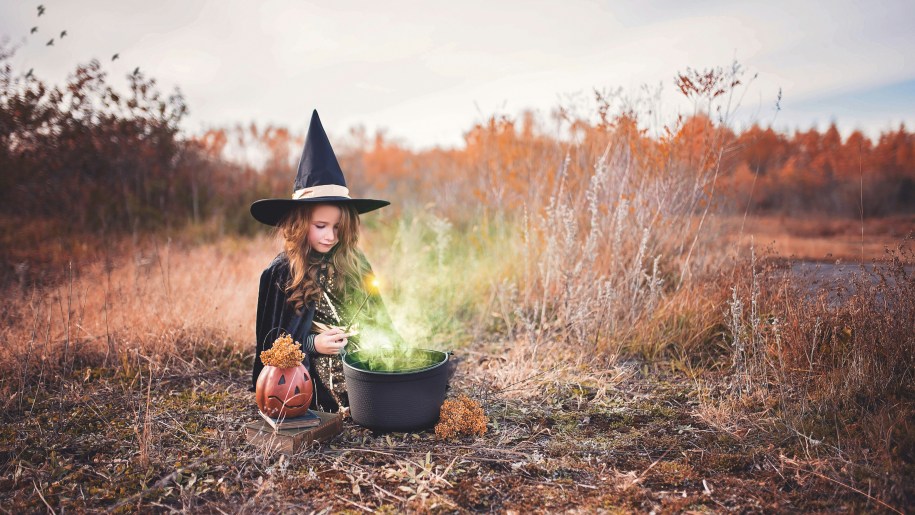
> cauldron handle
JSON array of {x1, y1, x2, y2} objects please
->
[{"x1": 444, "y1": 350, "x2": 458, "y2": 385}]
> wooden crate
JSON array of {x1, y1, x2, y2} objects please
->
[{"x1": 245, "y1": 410, "x2": 343, "y2": 454}]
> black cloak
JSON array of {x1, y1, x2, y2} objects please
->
[{"x1": 252, "y1": 251, "x2": 402, "y2": 412}]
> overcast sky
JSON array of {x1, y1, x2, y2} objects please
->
[{"x1": 2, "y1": 0, "x2": 914, "y2": 148}]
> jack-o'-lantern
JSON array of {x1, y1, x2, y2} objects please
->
[{"x1": 256, "y1": 363, "x2": 314, "y2": 418}]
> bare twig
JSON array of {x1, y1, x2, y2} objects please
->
[
  {"x1": 33, "y1": 479, "x2": 56, "y2": 515},
  {"x1": 333, "y1": 494, "x2": 373, "y2": 513}
]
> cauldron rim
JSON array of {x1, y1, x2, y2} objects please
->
[{"x1": 342, "y1": 348, "x2": 449, "y2": 376}]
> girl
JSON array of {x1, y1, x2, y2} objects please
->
[{"x1": 250, "y1": 110, "x2": 401, "y2": 413}]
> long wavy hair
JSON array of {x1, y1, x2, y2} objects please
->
[{"x1": 280, "y1": 203, "x2": 366, "y2": 314}]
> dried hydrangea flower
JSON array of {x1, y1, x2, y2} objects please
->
[
  {"x1": 260, "y1": 334, "x2": 305, "y2": 368},
  {"x1": 435, "y1": 395, "x2": 488, "y2": 440}
]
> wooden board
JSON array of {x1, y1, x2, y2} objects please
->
[{"x1": 245, "y1": 410, "x2": 343, "y2": 454}]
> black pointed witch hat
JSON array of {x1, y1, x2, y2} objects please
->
[{"x1": 250, "y1": 110, "x2": 390, "y2": 226}]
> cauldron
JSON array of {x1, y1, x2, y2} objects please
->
[{"x1": 342, "y1": 349, "x2": 450, "y2": 432}]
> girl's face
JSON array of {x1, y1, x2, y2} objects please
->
[{"x1": 306, "y1": 204, "x2": 343, "y2": 253}]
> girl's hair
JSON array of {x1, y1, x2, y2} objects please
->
[{"x1": 280, "y1": 203, "x2": 366, "y2": 314}]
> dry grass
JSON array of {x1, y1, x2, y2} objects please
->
[
  {"x1": 0, "y1": 219, "x2": 910, "y2": 512},
  {"x1": 2, "y1": 336, "x2": 894, "y2": 513},
  {"x1": 2, "y1": 147, "x2": 912, "y2": 511},
  {"x1": 0, "y1": 235, "x2": 275, "y2": 401},
  {"x1": 720, "y1": 240, "x2": 915, "y2": 508},
  {"x1": 500, "y1": 145, "x2": 733, "y2": 370}
]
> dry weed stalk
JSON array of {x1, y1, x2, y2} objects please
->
[{"x1": 134, "y1": 363, "x2": 154, "y2": 470}]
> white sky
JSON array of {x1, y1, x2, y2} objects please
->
[{"x1": 2, "y1": 0, "x2": 914, "y2": 149}]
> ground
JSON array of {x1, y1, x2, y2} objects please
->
[{"x1": 1, "y1": 344, "x2": 898, "y2": 514}]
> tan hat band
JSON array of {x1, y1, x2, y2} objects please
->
[{"x1": 292, "y1": 185, "x2": 351, "y2": 199}]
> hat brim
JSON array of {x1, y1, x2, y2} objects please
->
[{"x1": 250, "y1": 197, "x2": 390, "y2": 226}]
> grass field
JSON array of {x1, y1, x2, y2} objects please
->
[{"x1": 1, "y1": 212, "x2": 911, "y2": 512}]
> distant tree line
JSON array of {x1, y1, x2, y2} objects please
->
[
  {"x1": 726, "y1": 123, "x2": 914, "y2": 217},
  {"x1": 1, "y1": 58, "x2": 190, "y2": 235},
  {"x1": 0, "y1": 49, "x2": 265, "y2": 277}
]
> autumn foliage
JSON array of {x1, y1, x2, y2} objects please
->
[
  {"x1": 337, "y1": 112, "x2": 915, "y2": 219},
  {"x1": 3, "y1": 48, "x2": 913, "y2": 284},
  {"x1": 726, "y1": 123, "x2": 915, "y2": 216}
]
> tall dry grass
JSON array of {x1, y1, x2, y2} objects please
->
[
  {"x1": 724, "y1": 242, "x2": 915, "y2": 504},
  {"x1": 509, "y1": 145, "x2": 732, "y2": 361},
  {"x1": 358, "y1": 99, "x2": 742, "y2": 390},
  {"x1": 0, "y1": 236, "x2": 275, "y2": 404}
]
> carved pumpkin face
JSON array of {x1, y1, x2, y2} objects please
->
[{"x1": 255, "y1": 364, "x2": 314, "y2": 419}]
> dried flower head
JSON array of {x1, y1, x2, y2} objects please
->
[
  {"x1": 435, "y1": 395, "x2": 488, "y2": 440},
  {"x1": 260, "y1": 334, "x2": 305, "y2": 368}
]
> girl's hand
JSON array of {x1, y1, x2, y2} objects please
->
[{"x1": 314, "y1": 328, "x2": 353, "y2": 355}]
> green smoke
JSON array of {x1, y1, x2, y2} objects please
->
[{"x1": 345, "y1": 208, "x2": 519, "y2": 372}]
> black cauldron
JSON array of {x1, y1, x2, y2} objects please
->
[{"x1": 342, "y1": 349, "x2": 450, "y2": 432}]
